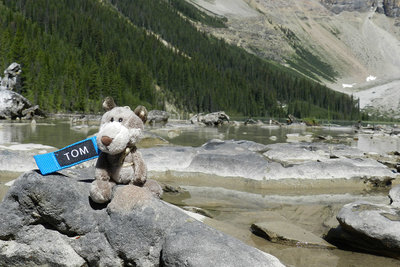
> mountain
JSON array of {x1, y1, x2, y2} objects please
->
[
  {"x1": 188, "y1": 0, "x2": 400, "y2": 118},
  {"x1": 0, "y1": 0, "x2": 360, "y2": 120}
]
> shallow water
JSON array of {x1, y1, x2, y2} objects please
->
[
  {"x1": 0, "y1": 119, "x2": 399, "y2": 266},
  {"x1": 0, "y1": 120, "x2": 99, "y2": 148},
  {"x1": 149, "y1": 121, "x2": 400, "y2": 154}
]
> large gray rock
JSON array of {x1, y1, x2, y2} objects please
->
[
  {"x1": 0, "y1": 89, "x2": 31, "y2": 119},
  {"x1": 0, "y1": 225, "x2": 86, "y2": 267},
  {"x1": 147, "y1": 110, "x2": 169, "y2": 124},
  {"x1": 0, "y1": 63, "x2": 21, "y2": 91},
  {"x1": 190, "y1": 111, "x2": 230, "y2": 126},
  {"x1": 327, "y1": 196, "x2": 400, "y2": 259},
  {"x1": 0, "y1": 89, "x2": 44, "y2": 119},
  {"x1": 162, "y1": 219, "x2": 284, "y2": 267},
  {"x1": 0, "y1": 63, "x2": 44, "y2": 120},
  {"x1": 0, "y1": 169, "x2": 284, "y2": 266}
]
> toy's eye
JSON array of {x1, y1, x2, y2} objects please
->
[
  {"x1": 118, "y1": 118, "x2": 123, "y2": 122},
  {"x1": 110, "y1": 117, "x2": 114, "y2": 122}
]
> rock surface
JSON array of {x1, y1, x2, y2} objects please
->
[
  {"x1": 326, "y1": 186, "x2": 400, "y2": 259},
  {"x1": 0, "y1": 63, "x2": 44, "y2": 120},
  {"x1": 320, "y1": 0, "x2": 378, "y2": 14},
  {"x1": 0, "y1": 89, "x2": 44, "y2": 119},
  {"x1": 190, "y1": 111, "x2": 230, "y2": 126},
  {"x1": 147, "y1": 110, "x2": 169, "y2": 124},
  {"x1": 142, "y1": 139, "x2": 397, "y2": 184},
  {"x1": 383, "y1": 0, "x2": 400, "y2": 17},
  {"x1": 0, "y1": 143, "x2": 56, "y2": 172},
  {"x1": 251, "y1": 221, "x2": 335, "y2": 249},
  {"x1": 320, "y1": 0, "x2": 400, "y2": 17},
  {"x1": 0, "y1": 169, "x2": 284, "y2": 266},
  {"x1": 389, "y1": 184, "x2": 400, "y2": 206},
  {"x1": 0, "y1": 63, "x2": 21, "y2": 91}
]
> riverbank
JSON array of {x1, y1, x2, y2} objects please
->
[{"x1": 1, "y1": 119, "x2": 400, "y2": 266}]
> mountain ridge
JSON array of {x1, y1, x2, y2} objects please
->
[
  {"x1": 189, "y1": 0, "x2": 400, "y2": 118},
  {"x1": 0, "y1": 0, "x2": 360, "y2": 120}
]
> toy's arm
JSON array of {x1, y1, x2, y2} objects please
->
[
  {"x1": 95, "y1": 152, "x2": 111, "y2": 181},
  {"x1": 131, "y1": 150, "x2": 147, "y2": 186}
]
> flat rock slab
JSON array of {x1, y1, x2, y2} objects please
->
[
  {"x1": 0, "y1": 169, "x2": 284, "y2": 267},
  {"x1": 264, "y1": 142, "x2": 364, "y2": 165},
  {"x1": 327, "y1": 200, "x2": 400, "y2": 259},
  {"x1": 142, "y1": 139, "x2": 269, "y2": 180},
  {"x1": 0, "y1": 144, "x2": 56, "y2": 172},
  {"x1": 142, "y1": 139, "x2": 396, "y2": 184},
  {"x1": 251, "y1": 221, "x2": 335, "y2": 249}
]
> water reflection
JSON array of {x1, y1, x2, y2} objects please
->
[
  {"x1": 149, "y1": 123, "x2": 355, "y2": 148},
  {"x1": 0, "y1": 120, "x2": 99, "y2": 148},
  {"x1": 1, "y1": 120, "x2": 399, "y2": 155}
]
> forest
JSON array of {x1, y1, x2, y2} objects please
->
[{"x1": 0, "y1": 0, "x2": 361, "y2": 120}]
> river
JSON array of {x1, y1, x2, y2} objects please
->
[{"x1": 0, "y1": 118, "x2": 399, "y2": 267}]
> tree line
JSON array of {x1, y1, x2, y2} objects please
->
[{"x1": 0, "y1": 0, "x2": 360, "y2": 120}]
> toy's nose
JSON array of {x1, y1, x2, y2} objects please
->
[{"x1": 101, "y1": 136, "x2": 113, "y2": 146}]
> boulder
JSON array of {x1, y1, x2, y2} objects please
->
[
  {"x1": 326, "y1": 188, "x2": 400, "y2": 259},
  {"x1": 0, "y1": 63, "x2": 44, "y2": 120},
  {"x1": 0, "y1": 225, "x2": 86, "y2": 267},
  {"x1": 147, "y1": 110, "x2": 169, "y2": 124},
  {"x1": 162, "y1": 219, "x2": 284, "y2": 267},
  {"x1": 287, "y1": 114, "x2": 300, "y2": 124},
  {"x1": 0, "y1": 169, "x2": 284, "y2": 266},
  {"x1": 0, "y1": 63, "x2": 21, "y2": 91},
  {"x1": 190, "y1": 111, "x2": 230, "y2": 126},
  {"x1": 0, "y1": 89, "x2": 44, "y2": 120},
  {"x1": 244, "y1": 118, "x2": 263, "y2": 125}
]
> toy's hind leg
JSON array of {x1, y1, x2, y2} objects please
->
[{"x1": 90, "y1": 180, "x2": 116, "y2": 203}]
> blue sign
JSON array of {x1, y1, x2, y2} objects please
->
[{"x1": 34, "y1": 136, "x2": 100, "y2": 175}]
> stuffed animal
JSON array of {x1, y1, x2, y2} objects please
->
[{"x1": 90, "y1": 98, "x2": 162, "y2": 203}]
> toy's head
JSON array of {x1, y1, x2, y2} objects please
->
[{"x1": 97, "y1": 99, "x2": 147, "y2": 155}]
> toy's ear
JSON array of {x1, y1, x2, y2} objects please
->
[
  {"x1": 134, "y1": 105, "x2": 148, "y2": 123},
  {"x1": 102, "y1": 96, "x2": 116, "y2": 111}
]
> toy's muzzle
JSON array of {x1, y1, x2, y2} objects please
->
[{"x1": 101, "y1": 136, "x2": 113, "y2": 147}]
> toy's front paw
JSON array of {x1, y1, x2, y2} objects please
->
[
  {"x1": 143, "y1": 179, "x2": 163, "y2": 198},
  {"x1": 90, "y1": 180, "x2": 115, "y2": 203}
]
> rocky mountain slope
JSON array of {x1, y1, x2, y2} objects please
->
[{"x1": 189, "y1": 0, "x2": 400, "y2": 118}]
